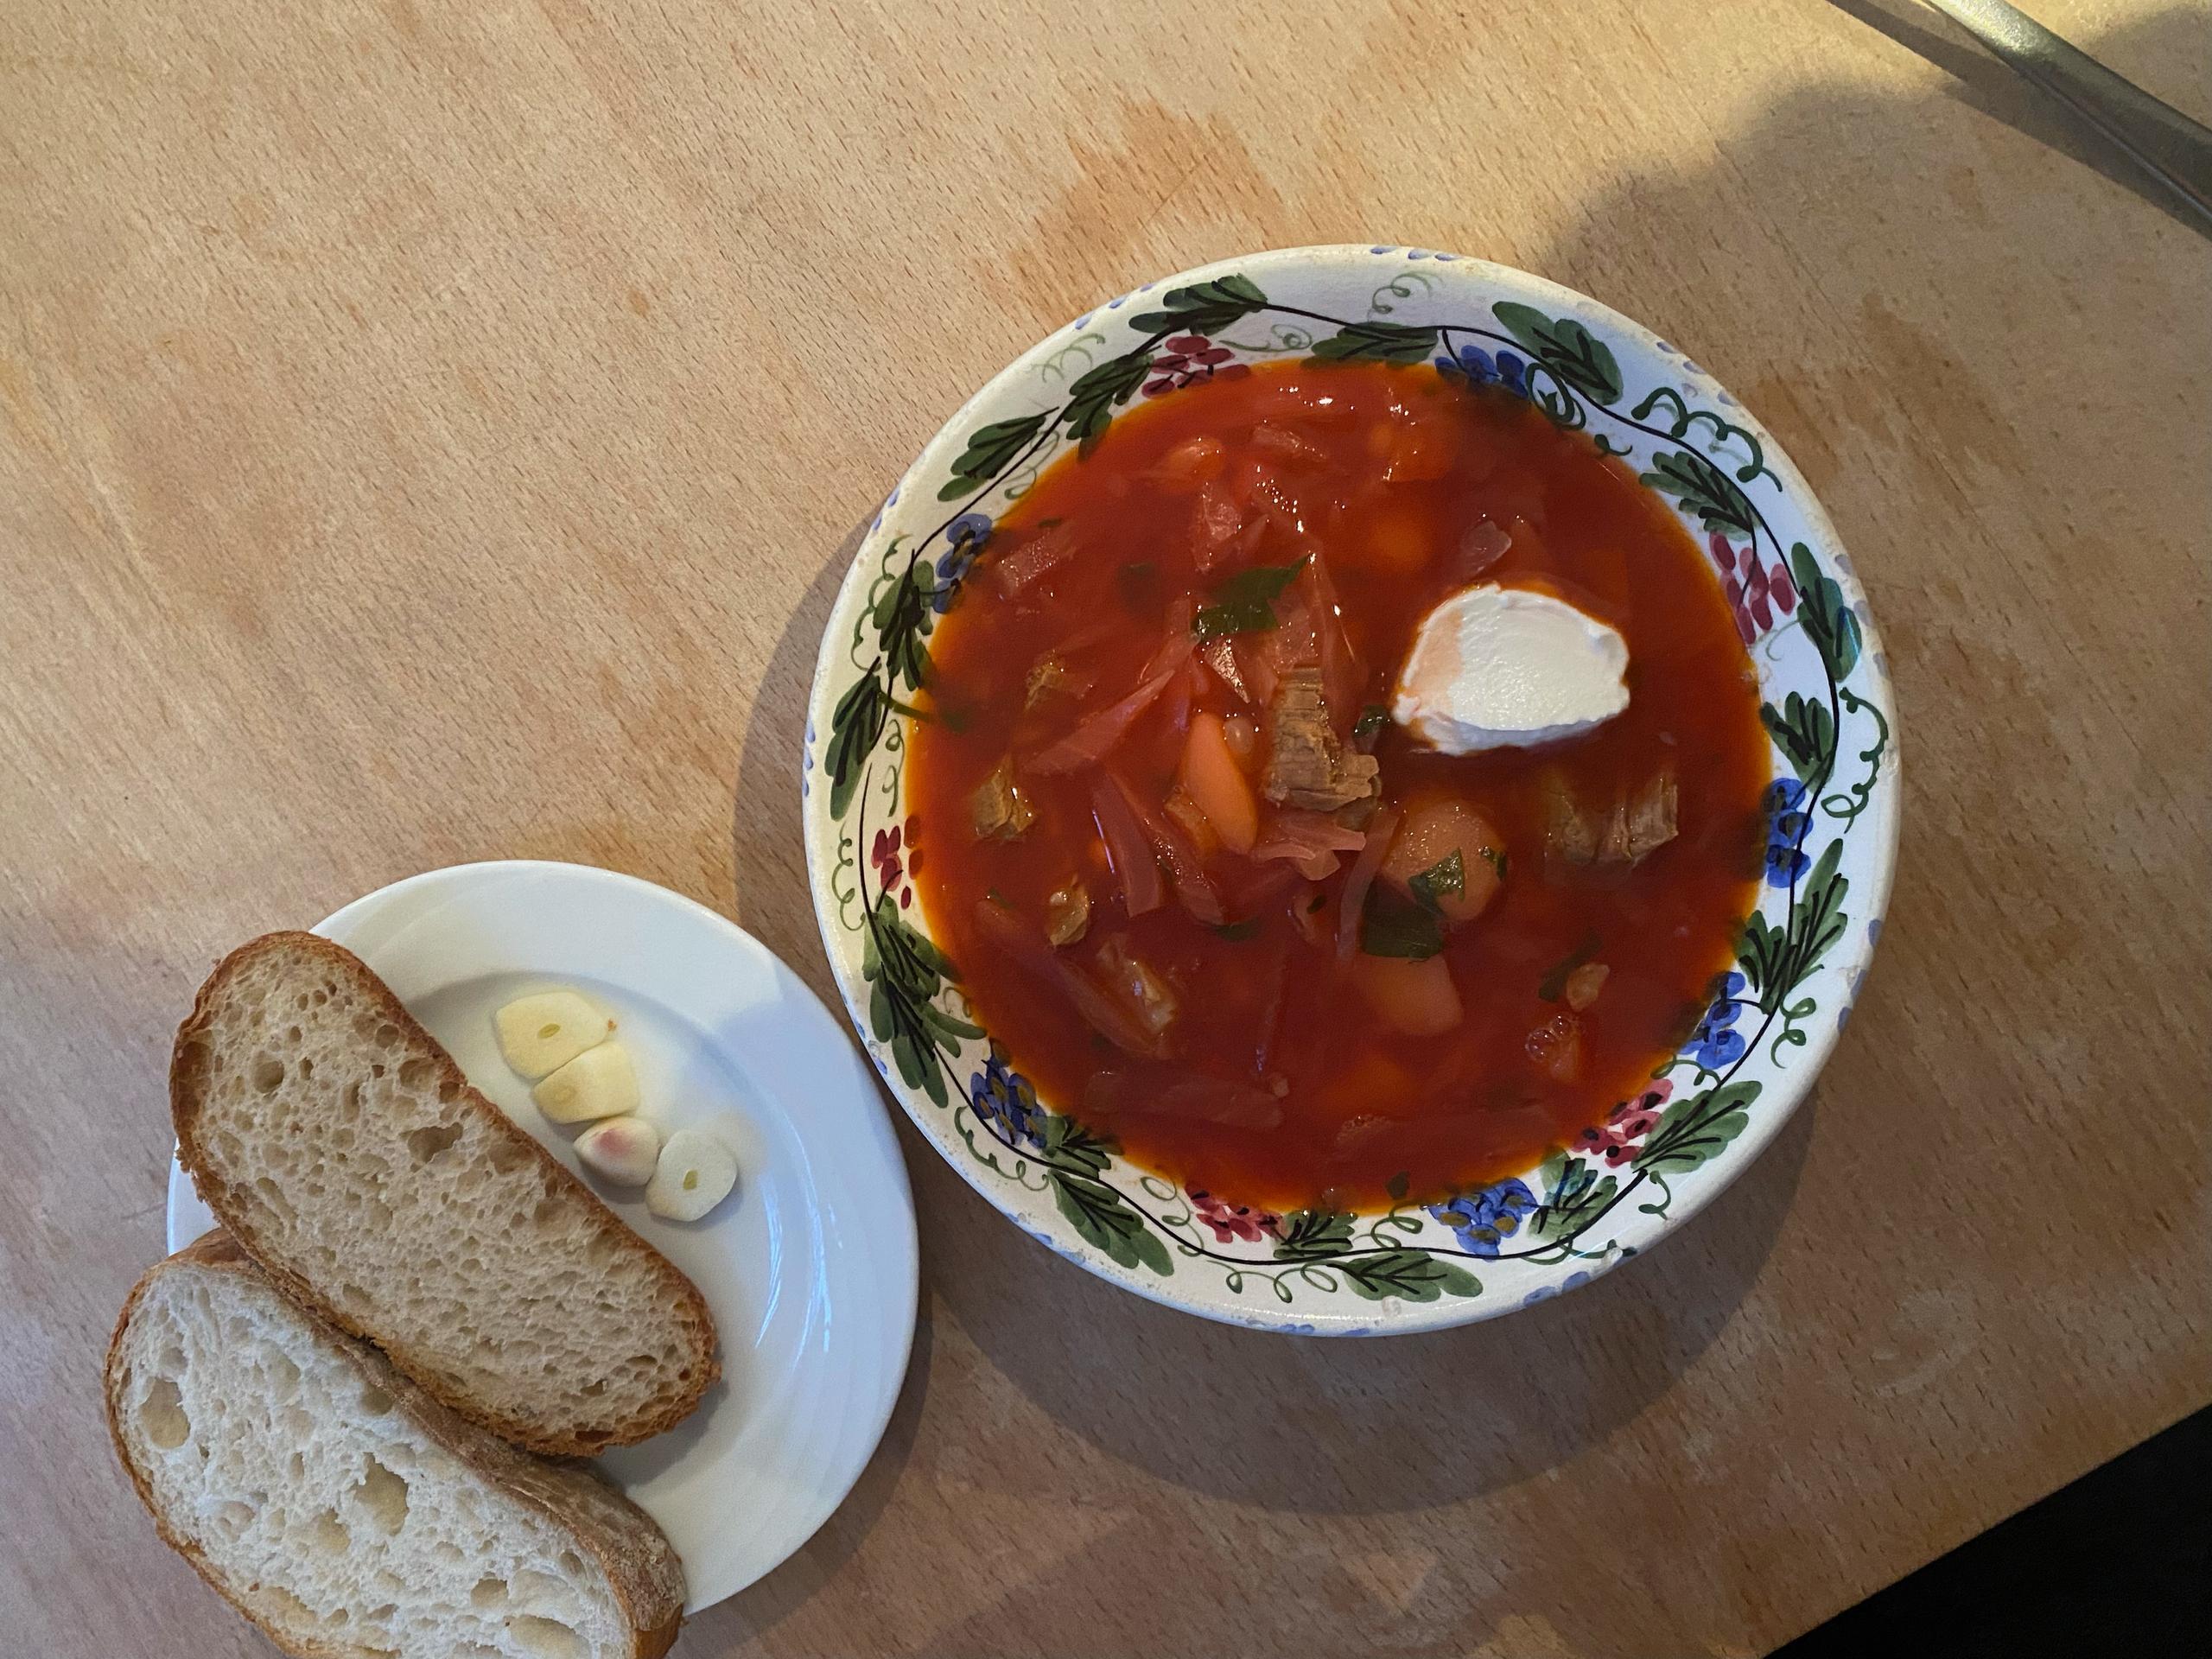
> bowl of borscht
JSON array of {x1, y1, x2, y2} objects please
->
[{"x1": 804, "y1": 245, "x2": 1897, "y2": 1333}]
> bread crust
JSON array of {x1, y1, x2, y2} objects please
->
[
  {"x1": 105, "y1": 1233, "x2": 685, "y2": 1659},
  {"x1": 171, "y1": 931, "x2": 718, "y2": 1456}
]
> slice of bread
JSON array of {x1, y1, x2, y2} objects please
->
[
  {"x1": 172, "y1": 932, "x2": 718, "y2": 1456},
  {"x1": 106, "y1": 1233, "x2": 686, "y2": 1659}
]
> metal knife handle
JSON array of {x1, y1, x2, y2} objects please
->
[{"x1": 1922, "y1": 0, "x2": 2212, "y2": 224}]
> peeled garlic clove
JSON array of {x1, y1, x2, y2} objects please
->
[
  {"x1": 531, "y1": 1042, "x2": 639, "y2": 1124},
  {"x1": 494, "y1": 991, "x2": 612, "y2": 1080},
  {"x1": 575, "y1": 1116, "x2": 661, "y2": 1185},
  {"x1": 646, "y1": 1129, "x2": 738, "y2": 1222}
]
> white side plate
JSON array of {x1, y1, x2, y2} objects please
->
[{"x1": 168, "y1": 860, "x2": 918, "y2": 1613}]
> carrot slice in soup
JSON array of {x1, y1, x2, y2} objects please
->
[{"x1": 1180, "y1": 711, "x2": 1259, "y2": 855}]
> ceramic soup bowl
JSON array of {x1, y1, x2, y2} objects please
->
[{"x1": 803, "y1": 245, "x2": 1898, "y2": 1334}]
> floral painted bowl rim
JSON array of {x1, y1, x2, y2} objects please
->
[{"x1": 802, "y1": 245, "x2": 1900, "y2": 1335}]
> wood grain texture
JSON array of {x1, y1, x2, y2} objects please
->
[{"x1": 3, "y1": 1, "x2": 2205, "y2": 1654}]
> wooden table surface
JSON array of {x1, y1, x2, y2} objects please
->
[{"x1": 4, "y1": 0, "x2": 2207, "y2": 1653}]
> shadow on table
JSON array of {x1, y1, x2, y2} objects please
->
[
  {"x1": 1826, "y1": 0, "x2": 2211, "y2": 238},
  {"x1": 939, "y1": 1094, "x2": 1816, "y2": 1515},
  {"x1": 727, "y1": 508, "x2": 875, "y2": 1003}
]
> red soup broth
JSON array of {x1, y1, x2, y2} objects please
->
[{"x1": 907, "y1": 359, "x2": 1769, "y2": 1213}]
